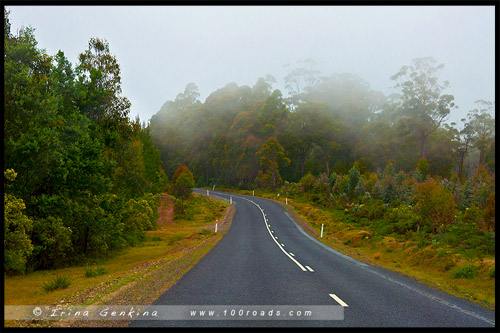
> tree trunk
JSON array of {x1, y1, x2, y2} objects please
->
[
  {"x1": 83, "y1": 227, "x2": 90, "y2": 255},
  {"x1": 271, "y1": 168, "x2": 276, "y2": 191},
  {"x1": 458, "y1": 153, "x2": 465, "y2": 182},
  {"x1": 420, "y1": 129, "x2": 426, "y2": 158},
  {"x1": 479, "y1": 148, "x2": 485, "y2": 167}
]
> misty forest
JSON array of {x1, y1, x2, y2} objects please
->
[{"x1": 4, "y1": 9, "x2": 495, "y2": 276}]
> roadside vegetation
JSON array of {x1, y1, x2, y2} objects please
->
[
  {"x1": 214, "y1": 161, "x2": 495, "y2": 309},
  {"x1": 4, "y1": 192, "x2": 230, "y2": 327}
]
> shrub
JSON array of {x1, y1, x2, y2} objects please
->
[
  {"x1": 30, "y1": 216, "x2": 72, "y2": 270},
  {"x1": 167, "y1": 234, "x2": 184, "y2": 245},
  {"x1": 416, "y1": 158, "x2": 429, "y2": 179},
  {"x1": 347, "y1": 166, "x2": 361, "y2": 197},
  {"x1": 300, "y1": 173, "x2": 315, "y2": 192},
  {"x1": 451, "y1": 264, "x2": 478, "y2": 279},
  {"x1": 357, "y1": 199, "x2": 386, "y2": 220},
  {"x1": 199, "y1": 229, "x2": 212, "y2": 235},
  {"x1": 42, "y1": 275, "x2": 71, "y2": 292},
  {"x1": 382, "y1": 204, "x2": 417, "y2": 235}
]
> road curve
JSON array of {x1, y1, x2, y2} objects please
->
[{"x1": 129, "y1": 189, "x2": 495, "y2": 327}]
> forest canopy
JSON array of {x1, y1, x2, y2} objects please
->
[{"x1": 148, "y1": 58, "x2": 495, "y2": 188}]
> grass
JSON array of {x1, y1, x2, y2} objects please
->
[
  {"x1": 84, "y1": 266, "x2": 108, "y2": 278},
  {"x1": 4, "y1": 193, "x2": 230, "y2": 312},
  {"x1": 41, "y1": 275, "x2": 72, "y2": 292}
]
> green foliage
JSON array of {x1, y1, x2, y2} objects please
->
[
  {"x1": 451, "y1": 264, "x2": 478, "y2": 279},
  {"x1": 4, "y1": 170, "x2": 34, "y2": 275},
  {"x1": 3, "y1": 11, "x2": 166, "y2": 273},
  {"x1": 199, "y1": 229, "x2": 212, "y2": 235},
  {"x1": 30, "y1": 216, "x2": 72, "y2": 270},
  {"x1": 299, "y1": 173, "x2": 315, "y2": 192},
  {"x1": 382, "y1": 204, "x2": 418, "y2": 235},
  {"x1": 255, "y1": 137, "x2": 290, "y2": 190},
  {"x1": 121, "y1": 194, "x2": 161, "y2": 246},
  {"x1": 172, "y1": 164, "x2": 195, "y2": 200},
  {"x1": 416, "y1": 158, "x2": 429, "y2": 179},
  {"x1": 347, "y1": 166, "x2": 361, "y2": 198}
]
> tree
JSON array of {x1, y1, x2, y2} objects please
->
[
  {"x1": 76, "y1": 37, "x2": 131, "y2": 129},
  {"x1": 4, "y1": 169, "x2": 34, "y2": 274},
  {"x1": 172, "y1": 164, "x2": 195, "y2": 200},
  {"x1": 467, "y1": 100, "x2": 495, "y2": 167},
  {"x1": 283, "y1": 59, "x2": 321, "y2": 110},
  {"x1": 255, "y1": 137, "x2": 290, "y2": 191},
  {"x1": 257, "y1": 89, "x2": 289, "y2": 138},
  {"x1": 413, "y1": 178, "x2": 456, "y2": 233},
  {"x1": 449, "y1": 118, "x2": 475, "y2": 182},
  {"x1": 391, "y1": 57, "x2": 457, "y2": 158},
  {"x1": 174, "y1": 82, "x2": 201, "y2": 109},
  {"x1": 252, "y1": 75, "x2": 275, "y2": 101}
]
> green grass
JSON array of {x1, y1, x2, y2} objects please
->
[
  {"x1": 41, "y1": 275, "x2": 72, "y2": 292},
  {"x1": 84, "y1": 265, "x2": 108, "y2": 278}
]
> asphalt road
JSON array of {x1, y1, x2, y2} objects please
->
[{"x1": 129, "y1": 189, "x2": 496, "y2": 327}]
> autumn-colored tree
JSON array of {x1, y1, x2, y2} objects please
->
[{"x1": 413, "y1": 178, "x2": 456, "y2": 233}]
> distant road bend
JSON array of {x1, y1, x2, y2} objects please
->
[{"x1": 129, "y1": 189, "x2": 495, "y2": 327}]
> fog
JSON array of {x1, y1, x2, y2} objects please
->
[{"x1": 6, "y1": 5, "x2": 495, "y2": 125}]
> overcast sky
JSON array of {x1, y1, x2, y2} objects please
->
[{"x1": 6, "y1": 5, "x2": 495, "y2": 127}]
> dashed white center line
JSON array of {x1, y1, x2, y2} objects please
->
[
  {"x1": 305, "y1": 266, "x2": 314, "y2": 272},
  {"x1": 329, "y1": 294, "x2": 349, "y2": 307},
  {"x1": 238, "y1": 196, "x2": 307, "y2": 272}
]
